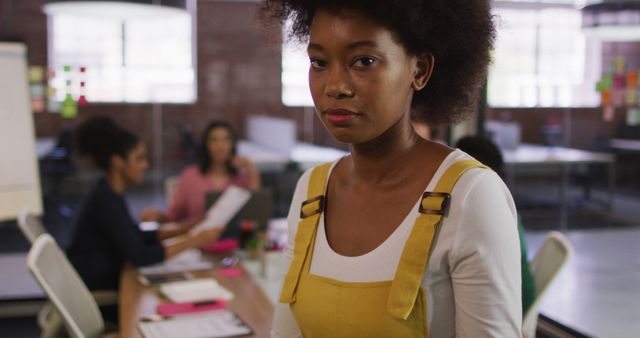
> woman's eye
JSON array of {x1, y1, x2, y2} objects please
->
[
  {"x1": 354, "y1": 56, "x2": 376, "y2": 67},
  {"x1": 310, "y1": 58, "x2": 327, "y2": 70}
]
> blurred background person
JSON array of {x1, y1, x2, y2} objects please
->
[
  {"x1": 67, "y1": 117, "x2": 222, "y2": 293},
  {"x1": 141, "y1": 120, "x2": 261, "y2": 224}
]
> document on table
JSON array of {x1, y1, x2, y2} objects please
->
[
  {"x1": 139, "y1": 249, "x2": 213, "y2": 276},
  {"x1": 192, "y1": 185, "x2": 252, "y2": 232},
  {"x1": 160, "y1": 278, "x2": 234, "y2": 303},
  {"x1": 138, "y1": 310, "x2": 252, "y2": 338}
]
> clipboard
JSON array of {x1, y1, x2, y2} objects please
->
[{"x1": 137, "y1": 309, "x2": 253, "y2": 338}]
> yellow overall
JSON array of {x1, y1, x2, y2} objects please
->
[{"x1": 279, "y1": 160, "x2": 486, "y2": 338}]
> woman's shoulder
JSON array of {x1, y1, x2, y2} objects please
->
[
  {"x1": 286, "y1": 161, "x2": 337, "y2": 224},
  {"x1": 297, "y1": 159, "x2": 341, "y2": 190},
  {"x1": 437, "y1": 146, "x2": 496, "y2": 176},
  {"x1": 422, "y1": 148, "x2": 512, "y2": 213},
  {"x1": 445, "y1": 149, "x2": 517, "y2": 225}
]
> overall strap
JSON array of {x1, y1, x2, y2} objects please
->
[
  {"x1": 387, "y1": 159, "x2": 486, "y2": 319},
  {"x1": 279, "y1": 162, "x2": 332, "y2": 303}
]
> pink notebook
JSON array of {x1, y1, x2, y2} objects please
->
[
  {"x1": 156, "y1": 300, "x2": 226, "y2": 316},
  {"x1": 200, "y1": 239, "x2": 240, "y2": 253},
  {"x1": 218, "y1": 267, "x2": 244, "y2": 277}
]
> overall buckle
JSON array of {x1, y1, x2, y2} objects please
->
[
  {"x1": 300, "y1": 195, "x2": 325, "y2": 218},
  {"x1": 418, "y1": 192, "x2": 451, "y2": 215}
]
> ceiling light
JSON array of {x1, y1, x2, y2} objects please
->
[
  {"x1": 43, "y1": 1, "x2": 189, "y2": 20},
  {"x1": 583, "y1": 0, "x2": 640, "y2": 41}
]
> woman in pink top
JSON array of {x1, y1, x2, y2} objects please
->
[{"x1": 141, "y1": 121, "x2": 261, "y2": 223}]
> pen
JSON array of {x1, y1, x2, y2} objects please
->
[
  {"x1": 140, "y1": 314, "x2": 170, "y2": 322},
  {"x1": 192, "y1": 300, "x2": 218, "y2": 307}
]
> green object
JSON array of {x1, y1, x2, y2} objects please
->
[
  {"x1": 602, "y1": 74, "x2": 613, "y2": 91},
  {"x1": 519, "y1": 216, "x2": 536, "y2": 315},
  {"x1": 245, "y1": 235, "x2": 259, "y2": 250},
  {"x1": 63, "y1": 65, "x2": 71, "y2": 72},
  {"x1": 62, "y1": 93, "x2": 77, "y2": 118}
]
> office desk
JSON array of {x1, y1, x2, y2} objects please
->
[
  {"x1": 119, "y1": 258, "x2": 274, "y2": 338},
  {"x1": 610, "y1": 138, "x2": 640, "y2": 152},
  {"x1": 502, "y1": 144, "x2": 616, "y2": 231},
  {"x1": 238, "y1": 141, "x2": 346, "y2": 172}
]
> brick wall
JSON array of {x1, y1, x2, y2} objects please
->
[
  {"x1": 12, "y1": 1, "x2": 633, "y2": 161},
  {"x1": 485, "y1": 41, "x2": 640, "y2": 151},
  {"x1": 1, "y1": 0, "x2": 332, "y2": 170},
  {"x1": 486, "y1": 107, "x2": 625, "y2": 150}
]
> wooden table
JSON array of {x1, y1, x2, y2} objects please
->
[{"x1": 119, "y1": 255, "x2": 274, "y2": 338}]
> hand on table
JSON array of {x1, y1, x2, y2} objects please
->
[
  {"x1": 192, "y1": 227, "x2": 224, "y2": 247},
  {"x1": 140, "y1": 207, "x2": 163, "y2": 222},
  {"x1": 182, "y1": 215, "x2": 206, "y2": 230}
]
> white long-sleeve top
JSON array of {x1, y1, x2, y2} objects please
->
[{"x1": 271, "y1": 150, "x2": 522, "y2": 337}]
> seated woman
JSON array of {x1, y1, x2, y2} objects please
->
[
  {"x1": 141, "y1": 121, "x2": 261, "y2": 223},
  {"x1": 66, "y1": 117, "x2": 222, "y2": 293}
]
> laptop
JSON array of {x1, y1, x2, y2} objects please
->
[{"x1": 204, "y1": 188, "x2": 273, "y2": 238}]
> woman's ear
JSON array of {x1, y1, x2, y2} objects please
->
[{"x1": 412, "y1": 53, "x2": 435, "y2": 91}]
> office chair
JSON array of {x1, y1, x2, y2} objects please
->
[
  {"x1": 27, "y1": 234, "x2": 118, "y2": 338},
  {"x1": 18, "y1": 207, "x2": 47, "y2": 244},
  {"x1": 18, "y1": 208, "x2": 119, "y2": 308},
  {"x1": 522, "y1": 231, "x2": 573, "y2": 338},
  {"x1": 19, "y1": 209, "x2": 118, "y2": 337}
]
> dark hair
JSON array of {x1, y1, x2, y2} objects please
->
[
  {"x1": 260, "y1": 0, "x2": 495, "y2": 126},
  {"x1": 456, "y1": 136, "x2": 504, "y2": 178},
  {"x1": 74, "y1": 116, "x2": 140, "y2": 171},
  {"x1": 198, "y1": 121, "x2": 238, "y2": 175}
]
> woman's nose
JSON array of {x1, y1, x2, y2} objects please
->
[{"x1": 324, "y1": 66, "x2": 354, "y2": 99}]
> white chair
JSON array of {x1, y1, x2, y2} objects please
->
[
  {"x1": 18, "y1": 207, "x2": 47, "y2": 244},
  {"x1": 18, "y1": 208, "x2": 66, "y2": 337},
  {"x1": 18, "y1": 209, "x2": 119, "y2": 304},
  {"x1": 27, "y1": 234, "x2": 117, "y2": 338},
  {"x1": 19, "y1": 210, "x2": 117, "y2": 337},
  {"x1": 522, "y1": 231, "x2": 573, "y2": 338}
]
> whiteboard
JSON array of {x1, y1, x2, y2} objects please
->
[{"x1": 0, "y1": 42, "x2": 43, "y2": 221}]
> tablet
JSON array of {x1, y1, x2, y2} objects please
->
[
  {"x1": 204, "y1": 188, "x2": 273, "y2": 237},
  {"x1": 138, "y1": 272, "x2": 189, "y2": 286}
]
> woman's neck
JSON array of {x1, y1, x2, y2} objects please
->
[
  {"x1": 348, "y1": 116, "x2": 423, "y2": 184},
  {"x1": 209, "y1": 162, "x2": 229, "y2": 176},
  {"x1": 105, "y1": 171, "x2": 127, "y2": 194}
]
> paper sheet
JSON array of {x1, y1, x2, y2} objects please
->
[
  {"x1": 138, "y1": 310, "x2": 251, "y2": 338},
  {"x1": 160, "y1": 278, "x2": 234, "y2": 303},
  {"x1": 192, "y1": 185, "x2": 252, "y2": 232},
  {"x1": 139, "y1": 249, "x2": 213, "y2": 275}
]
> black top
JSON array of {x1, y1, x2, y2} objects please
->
[{"x1": 67, "y1": 179, "x2": 165, "y2": 290}]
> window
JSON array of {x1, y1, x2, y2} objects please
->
[
  {"x1": 281, "y1": 2, "x2": 601, "y2": 108},
  {"x1": 489, "y1": 6, "x2": 601, "y2": 107},
  {"x1": 281, "y1": 21, "x2": 314, "y2": 107},
  {"x1": 48, "y1": 11, "x2": 195, "y2": 103}
]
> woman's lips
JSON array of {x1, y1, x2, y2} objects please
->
[{"x1": 324, "y1": 108, "x2": 359, "y2": 126}]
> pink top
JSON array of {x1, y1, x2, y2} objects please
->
[{"x1": 166, "y1": 165, "x2": 252, "y2": 222}]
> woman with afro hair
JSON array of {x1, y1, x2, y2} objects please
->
[{"x1": 262, "y1": 0, "x2": 521, "y2": 337}]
